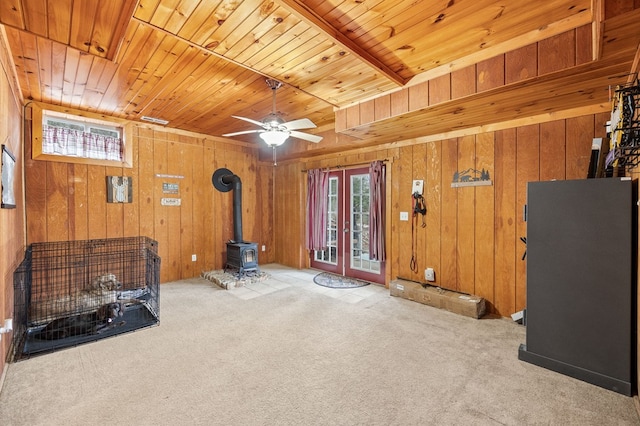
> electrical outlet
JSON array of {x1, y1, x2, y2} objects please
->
[
  {"x1": 424, "y1": 268, "x2": 435, "y2": 282},
  {"x1": 191, "y1": 254, "x2": 197, "y2": 262},
  {"x1": 0, "y1": 318, "x2": 13, "y2": 341},
  {"x1": 400, "y1": 211, "x2": 409, "y2": 221},
  {"x1": 262, "y1": 245, "x2": 266, "y2": 252}
]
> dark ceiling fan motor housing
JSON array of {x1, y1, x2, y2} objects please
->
[{"x1": 212, "y1": 168, "x2": 259, "y2": 276}]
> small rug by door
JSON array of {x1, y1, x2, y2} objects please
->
[{"x1": 313, "y1": 272, "x2": 370, "y2": 289}]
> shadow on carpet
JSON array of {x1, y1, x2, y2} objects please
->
[{"x1": 313, "y1": 272, "x2": 370, "y2": 289}]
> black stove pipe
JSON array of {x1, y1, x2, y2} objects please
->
[
  {"x1": 224, "y1": 174, "x2": 243, "y2": 244},
  {"x1": 212, "y1": 168, "x2": 243, "y2": 243}
]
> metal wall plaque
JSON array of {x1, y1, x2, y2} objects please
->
[
  {"x1": 155, "y1": 174, "x2": 184, "y2": 179},
  {"x1": 451, "y1": 168, "x2": 492, "y2": 188},
  {"x1": 163, "y1": 182, "x2": 179, "y2": 194},
  {"x1": 161, "y1": 198, "x2": 181, "y2": 206}
]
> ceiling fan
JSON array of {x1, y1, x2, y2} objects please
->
[{"x1": 222, "y1": 79, "x2": 323, "y2": 147}]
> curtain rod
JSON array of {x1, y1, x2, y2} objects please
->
[{"x1": 301, "y1": 158, "x2": 389, "y2": 173}]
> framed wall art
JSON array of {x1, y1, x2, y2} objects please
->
[
  {"x1": 1, "y1": 144, "x2": 16, "y2": 209},
  {"x1": 106, "y1": 176, "x2": 133, "y2": 203}
]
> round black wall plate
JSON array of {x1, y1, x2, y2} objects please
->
[{"x1": 212, "y1": 168, "x2": 234, "y2": 192}]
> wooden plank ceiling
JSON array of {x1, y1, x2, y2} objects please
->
[{"x1": 0, "y1": 0, "x2": 637, "y2": 149}]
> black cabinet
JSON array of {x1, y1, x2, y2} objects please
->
[{"x1": 518, "y1": 178, "x2": 636, "y2": 396}]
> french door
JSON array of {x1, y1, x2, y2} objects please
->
[{"x1": 310, "y1": 168, "x2": 385, "y2": 284}]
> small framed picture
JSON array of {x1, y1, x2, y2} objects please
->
[
  {"x1": 106, "y1": 176, "x2": 133, "y2": 203},
  {"x1": 1, "y1": 144, "x2": 16, "y2": 209}
]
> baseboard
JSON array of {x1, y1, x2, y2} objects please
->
[
  {"x1": 0, "y1": 362, "x2": 7, "y2": 396},
  {"x1": 519, "y1": 344, "x2": 632, "y2": 396}
]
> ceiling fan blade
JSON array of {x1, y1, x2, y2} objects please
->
[
  {"x1": 231, "y1": 115, "x2": 267, "y2": 128},
  {"x1": 282, "y1": 118, "x2": 317, "y2": 131},
  {"x1": 290, "y1": 130, "x2": 323, "y2": 143},
  {"x1": 222, "y1": 129, "x2": 261, "y2": 137}
]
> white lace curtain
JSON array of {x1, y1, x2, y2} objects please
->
[{"x1": 42, "y1": 125, "x2": 123, "y2": 161}]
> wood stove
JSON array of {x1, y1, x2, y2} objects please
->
[
  {"x1": 225, "y1": 242, "x2": 259, "y2": 274},
  {"x1": 212, "y1": 168, "x2": 260, "y2": 276}
]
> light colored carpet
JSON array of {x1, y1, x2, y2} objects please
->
[{"x1": 0, "y1": 264, "x2": 637, "y2": 426}]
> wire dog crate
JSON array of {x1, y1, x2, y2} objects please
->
[{"x1": 12, "y1": 236, "x2": 160, "y2": 361}]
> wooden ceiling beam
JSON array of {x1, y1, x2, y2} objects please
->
[
  {"x1": 277, "y1": 0, "x2": 407, "y2": 87},
  {"x1": 106, "y1": 0, "x2": 140, "y2": 61},
  {"x1": 336, "y1": 57, "x2": 633, "y2": 144},
  {"x1": 592, "y1": 0, "x2": 604, "y2": 60}
]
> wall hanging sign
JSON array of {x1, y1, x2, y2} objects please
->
[
  {"x1": 161, "y1": 198, "x2": 181, "y2": 206},
  {"x1": 106, "y1": 176, "x2": 133, "y2": 203},
  {"x1": 451, "y1": 168, "x2": 492, "y2": 188},
  {"x1": 155, "y1": 173, "x2": 184, "y2": 179},
  {"x1": 162, "y1": 182, "x2": 179, "y2": 194},
  {"x1": 1, "y1": 144, "x2": 16, "y2": 208}
]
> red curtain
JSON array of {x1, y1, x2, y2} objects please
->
[
  {"x1": 305, "y1": 168, "x2": 329, "y2": 251},
  {"x1": 369, "y1": 160, "x2": 386, "y2": 261}
]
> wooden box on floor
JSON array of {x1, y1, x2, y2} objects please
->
[{"x1": 390, "y1": 279, "x2": 486, "y2": 319}]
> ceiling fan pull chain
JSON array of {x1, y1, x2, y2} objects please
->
[{"x1": 272, "y1": 146, "x2": 278, "y2": 166}]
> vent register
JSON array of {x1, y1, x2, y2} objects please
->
[{"x1": 141, "y1": 116, "x2": 170, "y2": 125}]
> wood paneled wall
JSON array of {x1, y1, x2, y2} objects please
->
[
  {"x1": 272, "y1": 162, "x2": 306, "y2": 268},
  {"x1": 274, "y1": 149, "x2": 396, "y2": 272},
  {"x1": 272, "y1": 23, "x2": 613, "y2": 317},
  {"x1": 0, "y1": 28, "x2": 25, "y2": 380},
  {"x1": 394, "y1": 115, "x2": 605, "y2": 316},
  {"x1": 24, "y1": 119, "x2": 274, "y2": 283},
  {"x1": 277, "y1": 112, "x2": 604, "y2": 318}
]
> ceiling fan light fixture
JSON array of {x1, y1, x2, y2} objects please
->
[
  {"x1": 260, "y1": 130, "x2": 289, "y2": 146},
  {"x1": 224, "y1": 78, "x2": 319, "y2": 146}
]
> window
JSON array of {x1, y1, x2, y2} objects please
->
[
  {"x1": 42, "y1": 114, "x2": 123, "y2": 161},
  {"x1": 31, "y1": 103, "x2": 133, "y2": 168}
]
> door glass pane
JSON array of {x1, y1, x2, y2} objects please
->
[
  {"x1": 349, "y1": 174, "x2": 380, "y2": 274},
  {"x1": 314, "y1": 176, "x2": 339, "y2": 265}
]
